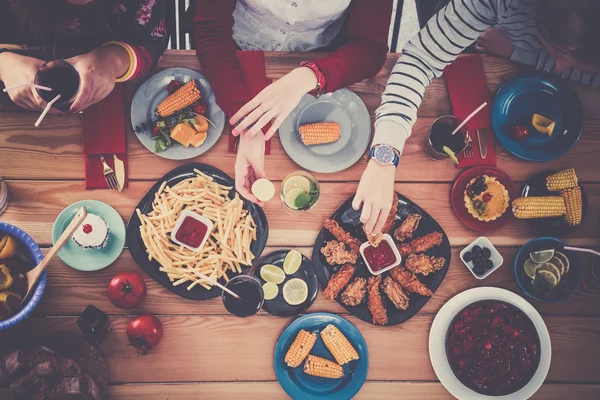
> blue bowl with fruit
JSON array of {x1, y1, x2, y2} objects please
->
[
  {"x1": 0, "y1": 222, "x2": 46, "y2": 331},
  {"x1": 514, "y1": 237, "x2": 581, "y2": 302}
]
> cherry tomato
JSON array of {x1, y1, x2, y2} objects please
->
[
  {"x1": 167, "y1": 80, "x2": 181, "y2": 94},
  {"x1": 192, "y1": 102, "x2": 208, "y2": 115},
  {"x1": 107, "y1": 272, "x2": 147, "y2": 310},
  {"x1": 514, "y1": 125, "x2": 529, "y2": 140},
  {"x1": 127, "y1": 314, "x2": 163, "y2": 354}
]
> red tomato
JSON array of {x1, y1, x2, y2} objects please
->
[
  {"x1": 514, "y1": 125, "x2": 529, "y2": 140},
  {"x1": 107, "y1": 272, "x2": 147, "y2": 309},
  {"x1": 127, "y1": 314, "x2": 163, "y2": 354}
]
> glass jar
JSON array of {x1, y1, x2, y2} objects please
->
[{"x1": 0, "y1": 178, "x2": 8, "y2": 215}]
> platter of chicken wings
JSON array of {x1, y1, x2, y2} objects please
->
[{"x1": 312, "y1": 193, "x2": 451, "y2": 326}]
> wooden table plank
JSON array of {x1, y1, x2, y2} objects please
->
[
  {"x1": 1, "y1": 315, "x2": 598, "y2": 384},
  {"x1": 31, "y1": 247, "x2": 600, "y2": 318}
]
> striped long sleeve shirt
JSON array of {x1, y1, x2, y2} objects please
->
[{"x1": 374, "y1": 0, "x2": 600, "y2": 156}]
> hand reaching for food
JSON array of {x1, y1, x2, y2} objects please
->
[
  {"x1": 353, "y1": 160, "x2": 396, "y2": 234},
  {"x1": 230, "y1": 67, "x2": 318, "y2": 139},
  {"x1": 235, "y1": 132, "x2": 266, "y2": 205}
]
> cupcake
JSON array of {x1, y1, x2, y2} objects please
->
[
  {"x1": 464, "y1": 175, "x2": 510, "y2": 222},
  {"x1": 72, "y1": 214, "x2": 109, "y2": 249}
]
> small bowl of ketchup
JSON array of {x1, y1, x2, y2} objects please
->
[
  {"x1": 171, "y1": 210, "x2": 214, "y2": 252},
  {"x1": 360, "y1": 234, "x2": 402, "y2": 275}
]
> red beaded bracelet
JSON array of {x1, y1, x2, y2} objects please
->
[{"x1": 300, "y1": 61, "x2": 326, "y2": 98}]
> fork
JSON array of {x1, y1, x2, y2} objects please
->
[
  {"x1": 462, "y1": 133, "x2": 475, "y2": 159},
  {"x1": 99, "y1": 155, "x2": 119, "y2": 190}
]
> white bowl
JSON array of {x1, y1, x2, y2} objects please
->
[
  {"x1": 359, "y1": 234, "x2": 402, "y2": 275},
  {"x1": 170, "y1": 209, "x2": 214, "y2": 252},
  {"x1": 429, "y1": 287, "x2": 551, "y2": 400},
  {"x1": 460, "y1": 236, "x2": 503, "y2": 279}
]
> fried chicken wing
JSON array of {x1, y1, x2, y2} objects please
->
[
  {"x1": 390, "y1": 266, "x2": 433, "y2": 297},
  {"x1": 341, "y1": 277, "x2": 367, "y2": 306},
  {"x1": 394, "y1": 213, "x2": 422, "y2": 242},
  {"x1": 397, "y1": 231, "x2": 443, "y2": 257},
  {"x1": 382, "y1": 276, "x2": 409, "y2": 310},
  {"x1": 323, "y1": 264, "x2": 355, "y2": 300},
  {"x1": 364, "y1": 193, "x2": 399, "y2": 246},
  {"x1": 367, "y1": 276, "x2": 388, "y2": 325},
  {"x1": 404, "y1": 254, "x2": 446, "y2": 276},
  {"x1": 321, "y1": 241, "x2": 358, "y2": 266},
  {"x1": 324, "y1": 219, "x2": 361, "y2": 253}
]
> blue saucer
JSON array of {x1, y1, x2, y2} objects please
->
[
  {"x1": 274, "y1": 313, "x2": 368, "y2": 400},
  {"x1": 52, "y1": 200, "x2": 126, "y2": 271},
  {"x1": 492, "y1": 73, "x2": 582, "y2": 161}
]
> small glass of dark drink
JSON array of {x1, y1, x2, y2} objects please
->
[
  {"x1": 222, "y1": 275, "x2": 265, "y2": 317},
  {"x1": 34, "y1": 60, "x2": 80, "y2": 112},
  {"x1": 425, "y1": 115, "x2": 469, "y2": 161}
]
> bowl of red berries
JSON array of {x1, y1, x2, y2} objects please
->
[{"x1": 429, "y1": 287, "x2": 551, "y2": 399}]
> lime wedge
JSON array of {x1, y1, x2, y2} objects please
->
[
  {"x1": 283, "y1": 250, "x2": 303, "y2": 275},
  {"x1": 251, "y1": 178, "x2": 275, "y2": 202},
  {"x1": 537, "y1": 262, "x2": 561, "y2": 282},
  {"x1": 262, "y1": 282, "x2": 279, "y2": 300},
  {"x1": 529, "y1": 249, "x2": 555, "y2": 264},
  {"x1": 283, "y1": 176, "x2": 311, "y2": 196},
  {"x1": 554, "y1": 251, "x2": 570, "y2": 274},
  {"x1": 260, "y1": 264, "x2": 286, "y2": 284},
  {"x1": 284, "y1": 188, "x2": 305, "y2": 210},
  {"x1": 548, "y1": 257, "x2": 565, "y2": 277},
  {"x1": 283, "y1": 278, "x2": 308, "y2": 306},
  {"x1": 442, "y1": 146, "x2": 459, "y2": 164},
  {"x1": 536, "y1": 269, "x2": 559, "y2": 288},
  {"x1": 524, "y1": 258, "x2": 540, "y2": 279}
]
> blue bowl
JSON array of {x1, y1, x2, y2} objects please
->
[
  {"x1": 514, "y1": 237, "x2": 581, "y2": 302},
  {"x1": 0, "y1": 222, "x2": 46, "y2": 330}
]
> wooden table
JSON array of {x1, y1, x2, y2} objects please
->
[{"x1": 1, "y1": 51, "x2": 599, "y2": 399}]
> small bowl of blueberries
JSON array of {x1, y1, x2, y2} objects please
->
[{"x1": 460, "y1": 237, "x2": 503, "y2": 279}]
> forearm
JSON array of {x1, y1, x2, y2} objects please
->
[{"x1": 97, "y1": 45, "x2": 130, "y2": 80}]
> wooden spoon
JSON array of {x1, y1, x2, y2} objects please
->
[{"x1": 21, "y1": 206, "x2": 88, "y2": 304}]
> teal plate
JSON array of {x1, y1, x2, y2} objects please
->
[{"x1": 52, "y1": 200, "x2": 126, "y2": 271}]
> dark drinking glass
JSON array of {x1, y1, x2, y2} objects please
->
[
  {"x1": 34, "y1": 60, "x2": 80, "y2": 112},
  {"x1": 78, "y1": 305, "x2": 111, "y2": 344},
  {"x1": 222, "y1": 276, "x2": 264, "y2": 317},
  {"x1": 425, "y1": 115, "x2": 469, "y2": 161}
]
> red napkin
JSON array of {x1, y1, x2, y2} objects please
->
[
  {"x1": 443, "y1": 55, "x2": 496, "y2": 167},
  {"x1": 82, "y1": 84, "x2": 128, "y2": 189},
  {"x1": 231, "y1": 51, "x2": 271, "y2": 155}
]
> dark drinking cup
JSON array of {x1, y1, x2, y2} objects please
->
[
  {"x1": 34, "y1": 60, "x2": 80, "y2": 112},
  {"x1": 222, "y1": 275, "x2": 264, "y2": 317},
  {"x1": 425, "y1": 115, "x2": 469, "y2": 161}
]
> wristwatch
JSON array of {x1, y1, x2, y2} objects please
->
[{"x1": 369, "y1": 144, "x2": 400, "y2": 167}]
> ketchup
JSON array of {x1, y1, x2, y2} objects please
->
[
  {"x1": 175, "y1": 216, "x2": 208, "y2": 248},
  {"x1": 364, "y1": 240, "x2": 397, "y2": 272}
]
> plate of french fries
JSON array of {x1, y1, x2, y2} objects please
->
[
  {"x1": 274, "y1": 313, "x2": 368, "y2": 400},
  {"x1": 127, "y1": 164, "x2": 268, "y2": 300}
]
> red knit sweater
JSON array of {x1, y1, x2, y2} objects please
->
[{"x1": 193, "y1": 0, "x2": 393, "y2": 118}]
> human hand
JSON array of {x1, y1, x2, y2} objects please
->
[
  {"x1": 230, "y1": 67, "x2": 318, "y2": 139},
  {"x1": 235, "y1": 132, "x2": 266, "y2": 206},
  {"x1": 0, "y1": 53, "x2": 46, "y2": 111},
  {"x1": 475, "y1": 28, "x2": 515, "y2": 59},
  {"x1": 352, "y1": 159, "x2": 396, "y2": 234},
  {"x1": 66, "y1": 45, "x2": 129, "y2": 112}
]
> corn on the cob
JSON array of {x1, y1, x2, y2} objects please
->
[
  {"x1": 546, "y1": 168, "x2": 578, "y2": 192},
  {"x1": 561, "y1": 187, "x2": 582, "y2": 226},
  {"x1": 284, "y1": 330, "x2": 317, "y2": 368},
  {"x1": 299, "y1": 122, "x2": 341, "y2": 146},
  {"x1": 320, "y1": 324, "x2": 359, "y2": 365},
  {"x1": 156, "y1": 80, "x2": 201, "y2": 118},
  {"x1": 512, "y1": 196, "x2": 566, "y2": 219},
  {"x1": 303, "y1": 355, "x2": 344, "y2": 379}
]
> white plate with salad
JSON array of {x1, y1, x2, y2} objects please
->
[{"x1": 131, "y1": 68, "x2": 225, "y2": 160}]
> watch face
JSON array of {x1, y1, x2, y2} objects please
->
[{"x1": 375, "y1": 146, "x2": 395, "y2": 164}]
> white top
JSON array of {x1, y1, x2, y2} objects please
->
[
  {"x1": 232, "y1": 0, "x2": 351, "y2": 51},
  {"x1": 72, "y1": 213, "x2": 108, "y2": 247}
]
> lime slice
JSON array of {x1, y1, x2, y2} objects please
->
[
  {"x1": 284, "y1": 188, "x2": 305, "y2": 210},
  {"x1": 283, "y1": 176, "x2": 311, "y2": 196},
  {"x1": 282, "y1": 278, "x2": 308, "y2": 306},
  {"x1": 554, "y1": 251, "x2": 570, "y2": 274},
  {"x1": 283, "y1": 250, "x2": 303, "y2": 275},
  {"x1": 260, "y1": 264, "x2": 286, "y2": 284},
  {"x1": 537, "y1": 262, "x2": 561, "y2": 282},
  {"x1": 442, "y1": 146, "x2": 459, "y2": 164},
  {"x1": 536, "y1": 269, "x2": 559, "y2": 288},
  {"x1": 252, "y1": 178, "x2": 275, "y2": 202},
  {"x1": 262, "y1": 282, "x2": 279, "y2": 300},
  {"x1": 548, "y1": 257, "x2": 565, "y2": 277},
  {"x1": 529, "y1": 249, "x2": 555, "y2": 264},
  {"x1": 524, "y1": 258, "x2": 540, "y2": 279}
]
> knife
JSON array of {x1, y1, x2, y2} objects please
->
[
  {"x1": 477, "y1": 128, "x2": 490, "y2": 159},
  {"x1": 113, "y1": 154, "x2": 125, "y2": 192}
]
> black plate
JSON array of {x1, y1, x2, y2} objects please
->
[
  {"x1": 312, "y1": 193, "x2": 452, "y2": 326},
  {"x1": 253, "y1": 250, "x2": 319, "y2": 317},
  {"x1": 521, "y1": 171, "x2": 588, "y2": 237},
  {"x1": 127, "y1": 163, "x2": 269, "y2": 300}
]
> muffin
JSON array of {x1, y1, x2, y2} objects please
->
[
  {"x1": 464, "y1": 175, "x2": 510, "y2": 222},
  {"x1": 72, "y1": 214, "x2": 109, "y2": 250}
]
